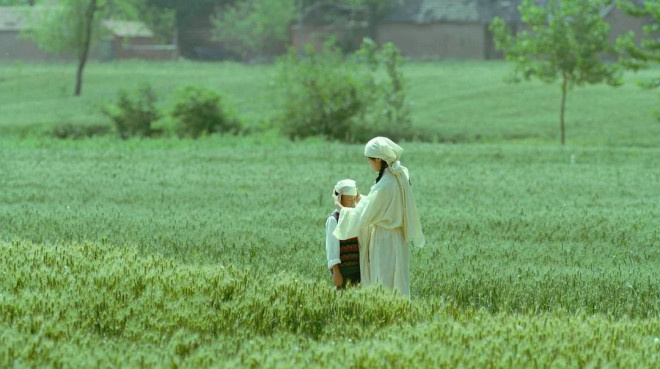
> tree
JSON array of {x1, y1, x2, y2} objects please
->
[
  {"x1": 302, "y1": 0, "x2": 392, "y2": 43},
  {"x1": 26, "y1": 0, "x2": 138, "y2": 96},
  {"x1": 491, "y1": 0, "x2": 623, "y2": 145},
  {"x1": 134, "y1": 2, "x2": 175, "y2": 43},
  {"x1": 617, "y1": 0, "x2": 660, "y2": 119},
  {"x1": 277, "y1": 38, "x2": 411, "y2": 142},
  {"x1": 617, "y1": 0, "x2": 660, "y2": 75},
  {"x1": 144, "y1": 0, "x2": 232, "y2": 58},
  {"x1": 210, "y1": 0, "x2": 392, "y2": 59},
  {"x1": 343, "y1": 0, "x2": 391, "y2": 43},
  {"x1": 211, "y1": 0, "x2": 296, "y2": 60}
]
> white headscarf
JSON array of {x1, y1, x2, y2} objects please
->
[
  {"x1": 334, "y1": 179, "x2": 358, "y2": 197},
  {"x1": 364, "y1": 137, "x2": 425, "y2": 248},
  {"x1": 364, "y1": 136, "x2": 403, "y2": 165}
]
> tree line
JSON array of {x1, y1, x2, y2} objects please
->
[{"x1": 5, "y1": 0, "x2": 385, "y2": 95}]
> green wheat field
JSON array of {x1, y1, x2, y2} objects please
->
[{"x1": 0, "y1": 61, "x2": 659, "y2": 368}]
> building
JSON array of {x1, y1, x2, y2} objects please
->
[
  {"x1": 291, "y1": 0, "x2": 655, "y2": 60},
  {"x1": 0, "y1": 6, "x2": 54, "y2": 60},
  {"x1": 0, "y1": 6, "x2": 176, "y2": 62},
  {"x1": 101, "y1": 20, "x2": 177, "y2": 61},
  {"x1": 377, "y1": 0, "x2": 513, "y2": 60}
]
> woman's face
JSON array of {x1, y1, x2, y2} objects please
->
[{"x1": 367, "y1": 157, "x2": 382, "y2": 172}]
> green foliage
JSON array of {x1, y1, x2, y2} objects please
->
[
  {"x1": 171, "y1": 85, "x2": 240, "y2": 138},
  {"x1": 492, "y1": 0, "x2": 621, "y2": 86},
  {"x1": 102, "y1": 85, "x2": 161, "y2": 139},
  {"x1": 0, "y1": 240, "x2": 420, "y2": 341},
  {"x1": 22, "y1": 0, "x2": 139, "y2": 95},
  {"x1": 52, "y1": 123, "x2": 111, "y2": 139},
  {"x1": 23, "y1": 0, "x2": 140, "y2": 57},
  {"x1": 356, "y1": 39, "x2": 412, "y2": 141},
  {"x1": 144, "y1": 0, "x2": 234, "y2": 58},
  {"x1": 617, "y1": 0, "x2": 660, "y2": 119},
  {"x1": 277, "y1": 41, "x2": 368, "y2": 141},
  {"x1": 277, "y1": 38, "x2": 412, "y2": 142},
  {"x1": 25, "y1": 0, "x2": 99, "y2": 58},
  {"x1": 2, "y1": 239, "x2": 658, "y2": 368},
  {"x1": 135, "y1": 2, "x2": 176, "y2": 43},
  {"x1": 617, "y1": 0, "x2": 660, "y2": 71},
  {"x1": 211, "y1": 0, "x2": 296, "y2": 60},
  {"x1": 303, "y1": 0, "x2": 395, "y2": 42},
  {"x1": 491, "y1": 0, "x2": 623, "y2": 145},
  {"x1": 1, "y1": 138, "x2": 657, "y2": 316},
  {"x1": 1, "y1": 61, "x2": 659, "y2": 146}
]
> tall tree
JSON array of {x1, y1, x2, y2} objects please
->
[
  {"x1": 491, "y1": 0, "x2": 623, "y2": 145},
  {"x1": 26, "y1": 0, "x2": 138, "y2": 96}
]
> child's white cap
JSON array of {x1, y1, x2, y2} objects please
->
[{"x1": 334, "y1": 179, "x2": 358, "y2": 197}]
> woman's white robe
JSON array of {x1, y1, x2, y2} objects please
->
[{"x1": 333, "y1": 169, "x2": 412, "y2": 297}]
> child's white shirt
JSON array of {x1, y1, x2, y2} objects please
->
[{"x1": 325, "y1": 213, "x2": 341, "y2": 269}]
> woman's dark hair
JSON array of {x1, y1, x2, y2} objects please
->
[{"x1": 375, "y1": 159, "x2": 388, "y2": 183}]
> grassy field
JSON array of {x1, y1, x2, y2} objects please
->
[
  {"x1": 0, "y1": 134, "x2": 658, "y2": 367},
  {"x1": 0, "y1": 60, "x2": 659, "y2": 367},
  {"x1": 1, "y1": 60, "x2": 659, "y2": 146}
]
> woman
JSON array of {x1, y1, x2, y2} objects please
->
[{"x1": 333, "y1": 137, "x2": 424, "y2": 297}]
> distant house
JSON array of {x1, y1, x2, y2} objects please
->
[
  {"x1": 378, "y1": 0, "x2": 518, "y2": 60},
  {"x1": 290, "y1": 0, "x2": 520, "y2": 59},
  {"x1": 101, "y1": 20, "x2": 177, "y2": 61},
  {"x1": 0, "y1": 6, "x2": 176, "y2": 62},
  {"x1": 291, "y1": 0, "x2": 655, "y2": 60},
  {"x1": 0, "y1": 6, "x2": 53, "y2": 60}
]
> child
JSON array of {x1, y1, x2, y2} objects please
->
[{"x1": 325, "y1": 179, "x2": 361, "y2": 289}]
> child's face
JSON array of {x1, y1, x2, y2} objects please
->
[{"x1": 340, "y1": 194, "x2": 357, "y2": 208}]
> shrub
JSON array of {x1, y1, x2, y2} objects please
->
[
  {"x1": 276, "y1": 38, "x2": 414, "y2": 142},
  {"x1": 277, "y1": 41, "x2": 367, "y2": 141},
  {"x1": 353, "y1": 39, "x2": 413, "y2": 142},
  {"x1": 171, "y1": 86, "x2": 241, "y2": 138},
  {"x1": 52, "y1": 123, "x2": 111, "y2": 139},
  {"x1": 102, "y1": 85, "x2": 160, "y2": 139}
]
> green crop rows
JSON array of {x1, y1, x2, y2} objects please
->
[{"x1": 1, "y1": 136, "x2": 658, "y2": 367}]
